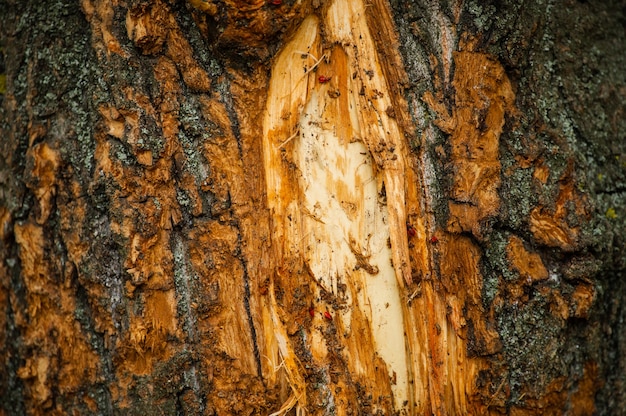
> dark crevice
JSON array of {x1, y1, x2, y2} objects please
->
[
  {"x1": 234, "y1": 222, "x2": 263, "y2": 380},
  {"x1": 242, "y1": 259, "x2": 263, "y2": 380},
  {"x1": 74, "y1": 280, "x2": 115, "y2": 414},
  {"x1": 595, "y1": 187, "x2": 626, "y2": 196},
  {"x1": 219, "y1": 79, "x2": 244, "y2": 159}
]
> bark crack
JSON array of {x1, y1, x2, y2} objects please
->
[{"x1": 237, "y1": 229, "x2": 263, "y2": 379}]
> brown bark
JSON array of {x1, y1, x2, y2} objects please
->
[{"x1": 1, "y1": 0, "x2": 624, "y2": 415}]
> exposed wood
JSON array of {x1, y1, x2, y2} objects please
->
[{"x1": 262, "y1": 3, "x2": 416, "y2": 411}]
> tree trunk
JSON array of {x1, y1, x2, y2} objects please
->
[{"x1": 1, "y1": 0, "x2": 624, "y2": 414}]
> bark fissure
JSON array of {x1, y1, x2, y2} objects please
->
[{"x1": 239, "y1": 235, "x2": 264, "y2": 380}]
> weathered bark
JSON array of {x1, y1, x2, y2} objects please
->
[{"x1": 0, "y1": 0, "x2": 624, "y2": 414}]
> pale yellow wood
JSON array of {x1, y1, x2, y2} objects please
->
[{"x1": 262, "y1": 1, "x2": 415, "y2": 412}]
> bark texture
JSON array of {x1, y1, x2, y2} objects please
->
[{"x1": 0, "y1": 0, "x2": 624, "y2": 415}]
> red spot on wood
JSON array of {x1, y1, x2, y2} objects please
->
[
  {"x1": 268, "y1": 0, "x2": 282, "y2": 5},
  {"x1": 323, "y1": 311, "x2": 332, "y2": 321},
  {"x1": 318, "y1": 75, "x2": 331, "y2": 83},
  {"x1": 430, "y1": 235, "x2": 439, "y2": 244},
  {"x1": 407, "y1": 223, "x2": 417, "y2": 238},
  {"x1": 309, "y1": 307, "x2": 315, "y2": 318}
]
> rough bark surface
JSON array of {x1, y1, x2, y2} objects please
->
[{"x1": 0, "y1": 0, "x2": 624, "y2": 415}]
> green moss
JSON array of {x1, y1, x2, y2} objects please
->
[
  {"x1": 176, "y1": 189, "x2": 191, "y2": 207},
  {"x1": 606, "y1": 207, "x2": 617, "y2": 219},
  {"x1": 465, "y1": 2, "x2": 497, "y2": 31},
  {"x1": 484, "y1": 231, "x2": 517, "y2": 282},
  {"x1": 500, "y1": 168, "x2": 535, "y2": 231},
  {"x1": 496, "y1": 297, "x2": 568, "y2": 400},
  {"x1": 171, "y1": 232, "x2": 203, "y2": 337},
  {"x1": 176, "y1": 94, "x2": 218, "y2": 184},
  {"x1": 14, "y1": 0, "x2": 105, "y2": 175}
]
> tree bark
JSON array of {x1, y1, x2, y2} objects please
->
[{"x1": 1, "y1": 0, "x2": 624, "y2": 414}]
